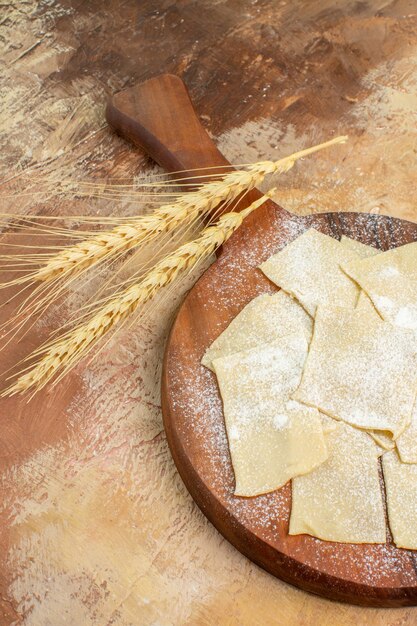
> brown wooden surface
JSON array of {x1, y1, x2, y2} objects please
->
[
  {"x1": 106, "y1": 74, "x2": 262, "y2": 206},
  {"x1": 1, "y1": 1, "x2": 417, "y2": 624},
  {"x1": 107, "y1": 73, "x2": 417, "y2": 606},
  {"x1": 106, "y1": 75, "x2": 233, "y2": 181}
]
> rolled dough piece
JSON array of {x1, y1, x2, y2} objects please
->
[
  {"x1": 342, "y1": 241, "x2": 417, "y2": 330},
  {"x1": 340, "y1": 235, "x2": 380, "y2": 259},
  {"x1": 259, "y1": 229, "x2": 363, "y2": 316},
  {"x1": 320, "y1": 413, "x2": 338, "y2": 434},
  {"x1": 345, "y1": 239, "x2": 381, "y2": 320},
  {"x1": 318, "y1": 386, "x2": 393, "y2": 449},
  {"x1": 212, "y1": 334, "x2": 327, "y2": 497},
  {"x1": 202, "y1": 290, "x2": 312, "y2": 371},
  {"x1": 373, "y1": 437, "x2": 390, "y2": 457},
  {"x1": 396, "y1": 398, "x2": 417, "y2": 463},
  {"x1": 355, "y1": 294, "x2": 394, "y2": 451},
  {"x1": 382, "y1": 450, "x2": 417, "y2": 549},
  {"x1": 290, "y1": 422, "x2": 386, "y2": 543},
  {"x1": 369, "y1": 430, "x2": 395, "y2": 451},
  {"x1": 356, "y1": 291, "x2": 382, "y2": 320},
  {"x1": 356, "y1": 289, "x2": 390, "y2": 453},
  {"x1": 293, "y1": 307, "x2": 417, "y2": 438}
]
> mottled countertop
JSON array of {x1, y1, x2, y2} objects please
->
[{"x1": 1, "y1": 1, "x2": 416, "y2": 624}]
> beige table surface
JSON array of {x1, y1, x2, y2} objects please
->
[{"x1": 1, "y1": 1, "x2": 417, "y2": 624}]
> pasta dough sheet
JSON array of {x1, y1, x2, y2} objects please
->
[
  {"x1": 290, "y1": 422, "x2": 386, "y2": 543},
  {"x1": 202, "y1": 290, "x2": 312, "y2": 371},
  {"x1": 212, "y1": 335, "x2": 327, "y2": 497},
  {"x1": 382, "y1": 450, "x2": 417, "y2": 549},
  {"x1": 348, "y1": 242, "x2": 415, "y2": 454},
  {"x1": 340, "y1": 235, "x2": 380, "y2": 259},
  {"x1": 320, "y1": 413, "x2": 338, "y2": 434},
  {"x1": 259, "y1": 229, "x2": 363, "y2": 316},
  {"x1": 356, "y1": 291, "x2": 382, "y2": 320},
  {"x1": 342, "y1": 241, "x2": 417, "y2": 330},
  {"x1": 369, "y1": 430, "x2": 395, "y2": 451},
  {"x1": 396, "y1": 398, "x2": 417, "y2": 463},
  {"x1": 346, "y1": 238, "x2": 381, "y2": 321},
  {"x1": 355, "y1": 293, "x2": 393, "y2": 450},
  {"x1": 293, "y1": 307, "x2": 417, "y2": 438}
]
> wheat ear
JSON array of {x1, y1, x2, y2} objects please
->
[
  {"x1": 4, "y1": 190, "x2": 275, "y2": 396},
  {"x1": 8, "y1": 135, "x2": 347, "y2": 286}
]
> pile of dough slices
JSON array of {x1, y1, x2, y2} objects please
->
[{"x1": 202, "y1": 229, "x2": 417, "y2": 548}]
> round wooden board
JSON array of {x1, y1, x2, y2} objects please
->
[{"x1": 162, "y1": 204, "x2": 417, "y2": 607}]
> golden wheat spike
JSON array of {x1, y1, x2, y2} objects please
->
[
  {"x1": 5, "y1": 135, "x2": 347, "y2": 287},
  {"x1": 4, "y1": 190, "x2": 276, "y2": 396}
]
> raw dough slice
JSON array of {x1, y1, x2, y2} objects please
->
[
  {"x1": 369, "y1": 430, "x2": 395, "y2": 451},
  {"x1": 396, "y1": 398, "x2": 417, "y2": 463},
  {"x1": 293, "y1": 307, "x2": 417, "y2": 438},
  {"x1": 338, "y1": 236, "x2": 380, "y2": 316},
  {"x1": 320, "y1": 413, "x2": 338, "y2": 434},
  {"x1": 345, "y1": 238, "x2": 381, "y2": 320},
  {"x1": 340, "y1": 235, "x2": 380, "y2": 259},
  {"x1": 319, "y1": 377, "x2": 393, "y2": 449},
  {"x1": 290, "y1": 422, "x2": 386, "y2": 543},
  {"x1": 202, "y1": 290, "x2": 312, "y2": 371},
  {"x1": 355, "y1": 295, "x2": 392, "y2": 462},
  {"x1": 382, "y1": 450, "x2": 417, "y2": 549},
  {"x1": 356, "y1": 285, "x2": 391, "y2": 453},
  {"x1": 342, "y1": 241, "x2": 417, "y2": 330},
  {"x1": 259, "y1": 229, "x2": 363, "y2": 316},
  {"x1": 356, "y1": 291, "x2": 381, "y2": 320},
  {"x1": 212, "y1": 335, "x2": 327, "y2": 496},
  {"x1": 373, "y1": 437, "x2": 390, "y2": 457}
]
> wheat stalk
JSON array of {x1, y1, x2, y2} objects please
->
[
  {"x1": 6, "y1": 135, "x2": 347, "y2": 287},
  {"x1": 4, "y1": 190, "x2": 276, "y2": 396}
]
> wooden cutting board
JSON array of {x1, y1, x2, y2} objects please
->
[{"x1": 106, "y1": 74, "x2": 417, "y2": 607}]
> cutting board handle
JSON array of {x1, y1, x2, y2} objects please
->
[{"x1": 106, "y1": 74, "x2": 236, "y2": 181}]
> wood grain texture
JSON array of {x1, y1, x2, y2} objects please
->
[
  {"x1": 1, "y1": 0, "x2": 417, "y2": 624},
  {"x1": 106, "y1": 73, "x2": 417, "y2": 606}
]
